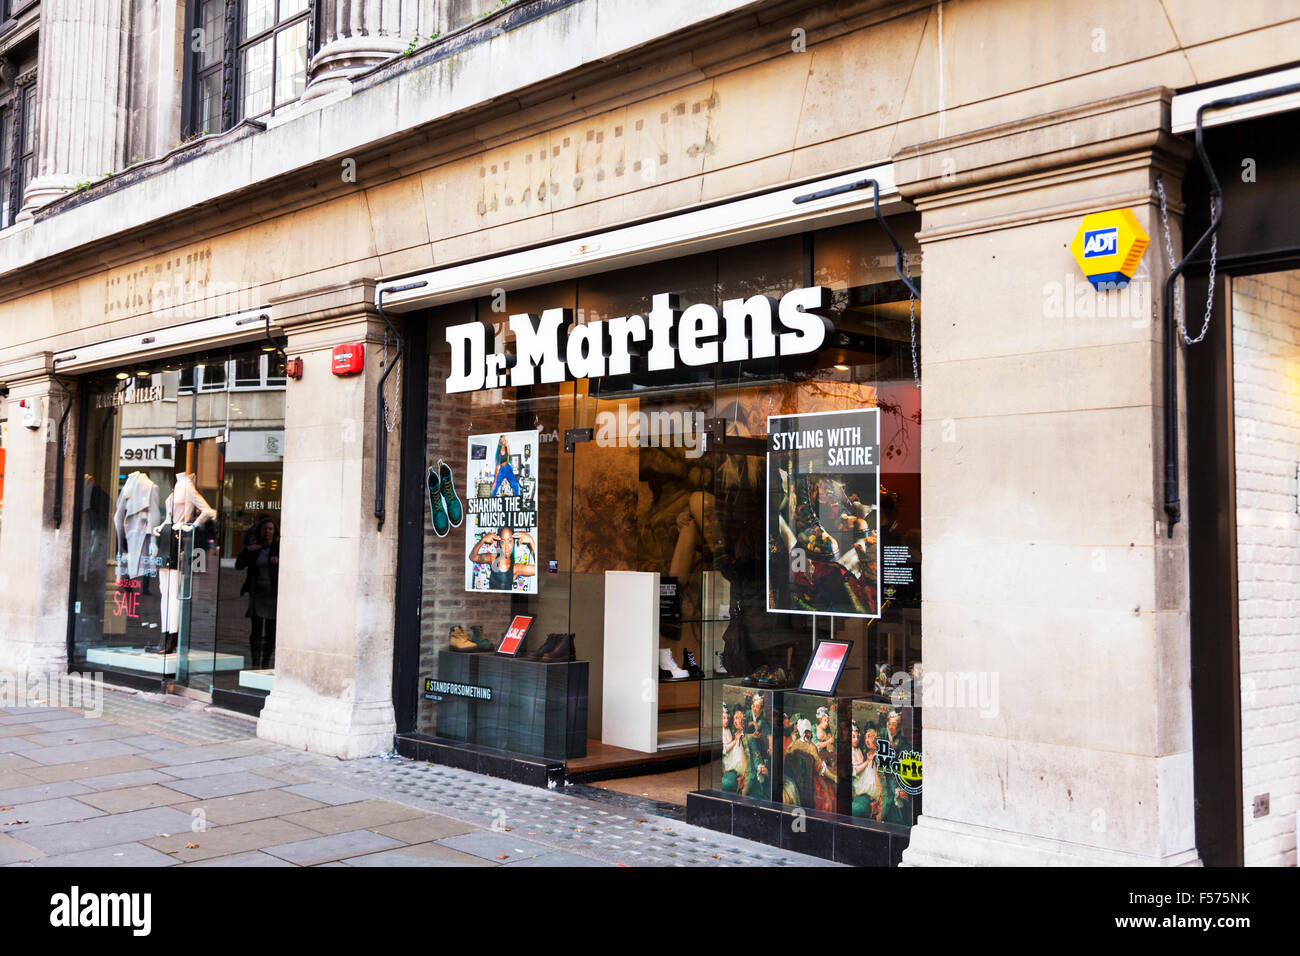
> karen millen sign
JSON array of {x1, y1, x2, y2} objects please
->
[{"x1": 445, "y1": 286, "x2": 833, "y2": 393}]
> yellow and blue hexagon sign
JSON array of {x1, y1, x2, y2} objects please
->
[{"x1": 1070, "y1": 208, "x2": 1149, "y2": 289}]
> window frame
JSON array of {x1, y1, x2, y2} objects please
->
[
  {"x1": 2, "y1": 75, "x2": 34, "y2": 229},
  {"x1": 236, "y1": 0, "x2": 312, "y2": 123},
  {"x1": 182, "y1": 1, "x2": 318, "y2": 139},
  {"x1": 0, "y1": 100, "x2": 15, "y2": 227}
]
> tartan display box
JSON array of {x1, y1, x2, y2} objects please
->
[{"x1": 432, "y1": 652, "x2": 587, "y2": 761}]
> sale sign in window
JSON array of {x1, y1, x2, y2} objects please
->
[
  {"x1": 799, "y1": 639, "x2": 852, "y2": 695},
  {"x1": 497, "y1": 615, "x2": 534, "y2": 656}
]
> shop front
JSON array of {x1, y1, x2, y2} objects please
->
[
  {"x1": 64, "y1": 338, "x2": 288, "y2": 714},
  {"x1": 386, "y1": 173, "x2": 924, "y2": 863}
]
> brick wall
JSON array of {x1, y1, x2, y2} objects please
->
[
  {"x1": 1232, "y1": 270, "x2": 1300, "y2": 867},
  {"x1": 416, "y1": 312, "x2": 563, "y2": 735}
]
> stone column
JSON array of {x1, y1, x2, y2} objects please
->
[
  {"x1": 18, "y1": 0, "x2": 128, "y2": 220},
  {"x1": 255, "y1": 281, "x2": 401, "y2": 758},
  {"x1": 893, "y1": 88, "x2": 1200, "y2": 865},
  {"x1": 0, "y1": 357, "x2": 75, "y2": 686},
  {"x1": 300, "y1": 0, "x2": 411, "y2": 105}
]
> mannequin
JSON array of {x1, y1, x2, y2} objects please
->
[
  {"x1": 152, "y1": 472, "x2": 216, "y2": 655},
  {"x1": 113, "y1": 472, "x2": 160, "y2": 581}
]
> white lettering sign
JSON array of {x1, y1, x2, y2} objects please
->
[{"x1": 444, "y1": 286, "x2": 832, "y2": 393}]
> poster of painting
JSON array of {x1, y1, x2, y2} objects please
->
[
  {"x1": 766, "y1": 408, "x2": 881, "y2": 618},
  {"x1": 850, "y1": 700, "x2": 920, "y2": 825},
  {"x1": 720, "y1": 684, "x2": 774, "y2": 800},
  {"x1": 780, "y1": 693, "x2": 849, "y2": 813},
  {"x1": 464, "y1": 429, "x2": 540, "y2": 594}
]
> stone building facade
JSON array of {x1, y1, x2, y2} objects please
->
[{"x1": 0, "y1": 0, "x2": 1296, "y2": 866}]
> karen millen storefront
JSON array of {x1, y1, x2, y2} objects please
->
[
  {"x1": 64, "y1": 339, "x2": 288, "y2": 715},
  {"x1": 384, "y1": 181, "x2": 925, "y2": 862}
]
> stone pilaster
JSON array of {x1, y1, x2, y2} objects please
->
[
  {"x1": 0, "y1": 357, "x2": 76, "y2": 686},
  {"x1": 892, "y1": 88, "x2": 1201, "y2": 866},
  {"x1": 18, "y1": 0, "x2": 128, "y2": 220},
  {"x1": 300, "y1": 0, "x2": 409, "y2": 105},
  {"x1": 254, "y1": 281, "x2": 401, "y2": 758}
]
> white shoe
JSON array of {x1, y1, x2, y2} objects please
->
[
  {"x1": 714, "y1": 651, "x2": 729, "y2": 675},
  {"x1": 659, "y1": 648, "x2": 689, "y2": 679}
]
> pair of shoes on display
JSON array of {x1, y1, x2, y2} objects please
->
[
  {"x1": 714, "y1": 651, "x2": 729, "y2": 675},
  {"x1": 449, "y1": 624, "x2": 493, "y2": 653},
  {"x1": 522, "y1": 632, "x2": 576, "y2": 662},
  {"x1": 659, "y1": 648, "x2": 689, "y2": 680},
  {"x1": 427, "y1": 460, "x2": 464, "y2": 538}
]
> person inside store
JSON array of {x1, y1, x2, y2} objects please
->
[
  {"x1": 490, "y1": 435, "x2": 519, "y2": 496},
  {"x1": 235, "y1": 517, "x2": 279, "y2": 670},
  {"x1": 469, "y1": 525, "x2": 537, "y2": 591}
]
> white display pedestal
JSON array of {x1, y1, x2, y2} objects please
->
[
  {"x1": 600, "y1": 570, "x2": 660, "y2": 754},
  {"x1": 238, "y1": 669, "x2": 275, "y2": 692},
  {"x1": 84, "y1": 647, "x2": 246, "y2": 675}
]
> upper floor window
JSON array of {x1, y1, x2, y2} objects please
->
[
  {"x1": 239, "y1": 0, "x2": 310, "y2": 121},
  {"x1": 180, "y1": 355, "x2": 286, "y2": 393},
  {"x1": 1, "y1": 83, "x2": 34, "y2": 229},
  {"x1": 1, "y1": 103, "x2": 14, "y2": 226},
  {"x1": 185, "y1": 0, "x2": 313, "y2": 137}
]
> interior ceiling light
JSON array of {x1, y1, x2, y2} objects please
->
[{"x1": 115, "y1": 371, "x2": 129, "y2": 380}]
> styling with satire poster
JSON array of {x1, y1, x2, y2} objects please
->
[
  {"x1": 767, "y1": 408, "x2": 881, "y2": 617},
  {"x1": 464, "y1": 430, "x2": 540, "y2": 594}
]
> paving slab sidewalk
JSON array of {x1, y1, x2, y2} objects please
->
[{"x1": 0, "y1": 691, "x2": 836, "y2": 868}]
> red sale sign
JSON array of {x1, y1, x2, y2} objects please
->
[
  {"x1": 497, "y1": 615, "x2": 534, "y2": 656},
  {"x1": 799, "y1": 640, "x2": 851, "y2": 694}
]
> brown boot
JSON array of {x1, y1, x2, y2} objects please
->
[
  {"x1": 540, "y1": 633, "x2": 576, "y2": 663},
  {"x1": 449, "y1": 625, "x2": 479, "y2": 652}
]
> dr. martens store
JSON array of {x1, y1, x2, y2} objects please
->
[
  {"x1": 386, "y1": 170, "x2": 924, "y2": 863},
  {"x1": 58, "y1": 325, "x2": 289, "y2": 715}
]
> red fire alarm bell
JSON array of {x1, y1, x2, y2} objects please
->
[{"x1": 331, "y1": 343, "x2": 364, "y2": 376}]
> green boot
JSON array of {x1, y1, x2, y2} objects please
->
[
  {"x1": 470, "y1": 625, "x2": 495, "y2": 650},
  {"x1": 427, "y1": 465, "x2": 449, "y2": 537},
  {"x1": 438, "y1": 459, "x2": 463, "y2": 528}
]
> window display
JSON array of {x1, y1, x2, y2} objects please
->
[
  {"x1": 410, "y1": 218, "x2": 922, "y2": 833},
  {"x1": 68, "y1": 344, "x2": 287, "y2": 710}
]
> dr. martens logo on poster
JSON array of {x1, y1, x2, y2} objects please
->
[
  {"x1": 898, "y1": 749, "x2": 923, "y2": 795},
  {"x1": 874, "y1": 739, "x2": 922, "y2": 795}
]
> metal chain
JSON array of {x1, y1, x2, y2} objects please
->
[
  {"x1": 382, "y1": 334, "x2": 399, "y2": 433},
  {"x1": 908, "y1": 289, "x2": 920, "y2": 391},
  {"x1": 1156, "y1": 175, "x2": 1216, "y2": 345}
]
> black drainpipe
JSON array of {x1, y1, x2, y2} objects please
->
[
  {"x1": 374, "y1": 280, "x2": 428, "y2": 530},
  {"x1": 49, "y1": 357, "x2": 74, "y2": 529},
  {"x1": 1162, "y1": 81, "x2": 1300, "y2": 537}
]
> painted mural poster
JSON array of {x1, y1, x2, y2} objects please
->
[
  {"x1": 465, "y1": 429, "x2": 539, "y2": 594},
  {"x1": 767, "y1": 408, "x2": 881, "y2": 618}
]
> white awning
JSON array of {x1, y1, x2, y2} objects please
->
[
  {"x1": 377, "y1": 163, "x2": 906, "y2": 313},
  {"x1": 1171, "y1": 66, "x2": 1300, "y2": 134}
]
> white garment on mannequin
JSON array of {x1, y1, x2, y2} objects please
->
[
  {"x1": 160, "y1": 473, "x2": 217, "y2": 529},
  {"x1": 113, "y1": 472, "x2": 161, "y2": 578},
  {"x1": 154, "y1": 474, "x2": 215, "y2": 639},
  {"x1": 158, "y1": 568, "x2": 182, "y2": 638}
]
